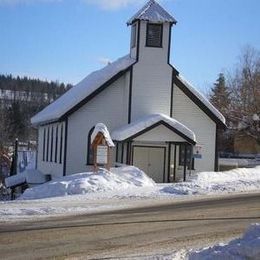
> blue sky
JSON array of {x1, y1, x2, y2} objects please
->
[{"x1": 0, "y1": 0, "x2": 260, "y2": 93}]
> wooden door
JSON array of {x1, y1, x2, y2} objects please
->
[{"x1": 132, "y1": 146, "x2": 165, "y2": 183}]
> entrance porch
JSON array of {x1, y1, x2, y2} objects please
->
[{"x1": 111, "y1": 114, "x2": 196, "y2": 183}]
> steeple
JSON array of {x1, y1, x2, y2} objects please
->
[
  {"x1": 127, "y1": 0, "x2": 177, "y2": 26},
  {"x1": 127, "y1": 0, "x2": 177, "y2": 61}
]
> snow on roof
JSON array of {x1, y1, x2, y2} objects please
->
[
  {"x1": 5, "y1": 173, "x2": 26, "y2": 188},
  {"x1": 91, "y1": 123, "x2": 115, "y2": 147},
  {"x1": 5, "y1": 169, "x2": 46, "y2": 188},
  {"x1": 127, "y1": 0, "x2": 177, "y2": 26},
  {"x1": 31, "y1": 55, "x2": 135, "y2": 125},
  {"x1": 111, "y1": 113, "x2": 196, "y2": 143},
  {"x1": 177, "y1": 75, "x2": 226, "y2": 125}
]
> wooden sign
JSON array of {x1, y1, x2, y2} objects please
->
[
  {"x1": 91, "y1": 123, "x2": 115, "y2": 172},
  {"x1": 96, "y1": 145, "x2": 108, "y2": 164}
]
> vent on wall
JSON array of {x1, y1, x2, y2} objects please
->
[{"x1": 146, "y1": 23, "x2": 163, "y2": 48}]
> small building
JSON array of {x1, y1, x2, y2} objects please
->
[
  {"x1": 31, "y1": 0, "x2": 226, "y2": 182},
  {"x1": 234, "y1": 132, "x2": 260, "y2": 155}
]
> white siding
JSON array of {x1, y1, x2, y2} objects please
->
[
  {"x1": 134, "y1": 125, "x2": 186, "y2": 142},
  {"x1": 66, "y1": 72, "x2": 130, "y2": 175},
  {"x1": 131, "y1": 21, "x2": 172, "y2": 121},
  {"x1": 172, "y1": 85, "x2": 216, "y2": 172},
  {"x1": 37, "y1": 122, "x2": 65, "y2": 178}
]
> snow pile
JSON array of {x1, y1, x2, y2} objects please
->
[
  {"x1": 193, "y1": 166, "x2": 260, "y2": 193},
  {"x1": 20, "y1": 166, "x2": 155, "y2": 200},
  {"x1": 91, "y1": 123, "x2": 115, "y2": 147},
  {"x1": 189, "y1": 223, "x2": 260, "y2": 259},
  {"x1": 162, "y1": 166, "x2": 260, "y2": 195},
  {"x1": 111, "y1": 113, "x2": 196, "y2": 143}
]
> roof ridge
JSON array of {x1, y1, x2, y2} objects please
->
[{"x1": 127, "y1": 0, "x2": 177, "y2": 26}]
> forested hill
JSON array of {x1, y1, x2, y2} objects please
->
[
  {"x1": 0, "y1": 74, "x2": 72, "y2": 146},
  {"x1": 0, "y1": 74, "x2": 72, "y2": 100}
]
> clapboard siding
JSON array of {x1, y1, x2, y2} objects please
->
[
  {"x1": 37, "y1": 121, "x2": 65, "y2": 178},
  {"x1": 172, "y1": 84, "x2": 216, "y2": 172},
  {"x1": 134, "y1": 125, "x2": 186, "y2": 142},
  {"x1": 131, "y1": 21, "x2": 172, "y2": 121},
  {"x1": 66, "y1": 72, "x2": 130, "y2": 175}
]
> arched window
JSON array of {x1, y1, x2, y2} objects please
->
[{"x1": 87, "y1": 126, "x2": 95, "y2": 165}]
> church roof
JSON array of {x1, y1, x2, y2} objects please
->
[
  {"x1": 127, "y1": 0, "x2": 177, "y2": 26},
  {"x1": 31, "y1": 55, "x2": 135, "y2": 125}
]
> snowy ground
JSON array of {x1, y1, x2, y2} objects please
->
[
  {"x1": 146, "y1": 223, "x2": 260, "y2": 260},
  {"x1": 1, "y1": 166, "x2": 260, "y2": 222}
]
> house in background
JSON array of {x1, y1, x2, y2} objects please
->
[{"x1": 31, "y1": 0, "x2": 226, "y2": 183}]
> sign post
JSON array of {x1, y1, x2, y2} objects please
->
[{"x1": 91, "y1": 123, "x2": 114, "y2": 172}]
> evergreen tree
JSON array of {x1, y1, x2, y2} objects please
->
[
  {"x1": 210, "y1": 73, "x2": 230, "y2": 119},
  {"x1": 210, "y1": 73, "x2": 233, "y2": 153}
]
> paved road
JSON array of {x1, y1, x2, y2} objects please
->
[{"x1": 0, "y1": 193, "x2": 260, "y2": 259}]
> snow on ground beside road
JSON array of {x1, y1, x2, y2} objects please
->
[
  {"x1": 0, "y1": 166, "x2": 260, "y2": 222},
  {"x1": 20, "y1": 166, "x2": 155, "y2": 200},
  {"x1": 188, "y1": 223, "x2": 260, "y2": 260},
  {"x1": 142, "y1": 223, "x2": 260, "y2": 259},
  {"x1": 161, "y1": 166, "x2": 260, "y2": 196}
]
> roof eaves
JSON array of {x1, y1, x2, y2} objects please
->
[
  {"x1": 112, "y1": 119, "x2": 196, "y2": 145},
  {"x1": 173, "y1": 71, "x2": 227, "y2": 129},
  {"x1": 60, "y1": 65, "x2": 133, "y2": 121}
]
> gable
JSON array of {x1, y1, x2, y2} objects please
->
[
  {"x1": 134, "y1": 124, "x2": 188, "y2": 143},
  {"x1": 173, "y1": 72, "x2": 226, "y2": 128}
]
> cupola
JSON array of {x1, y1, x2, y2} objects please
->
[{"x1": 127, "y1": 0, "x2": 177, "y2": 61}]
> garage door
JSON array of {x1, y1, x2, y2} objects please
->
[{"x1": 132, "y1": 146, "x2": 165, "y2": 183}]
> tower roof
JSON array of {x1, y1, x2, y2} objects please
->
[{"x1": 127, "y1": 0, "x2": 177, "y2": 26}]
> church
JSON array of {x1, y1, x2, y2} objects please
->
[{"x1": 31, "y1": 0, "x2": 226, "y2": 183}]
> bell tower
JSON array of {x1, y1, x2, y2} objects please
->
[
  {"x1": 126, "y1": 0, "x2": 178, "y2": 122},
  {"x1": 127, "y1": 0, "x2": 177, "y2": 63}
]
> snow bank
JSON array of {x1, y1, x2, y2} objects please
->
[
  {"x1": 20, "y1": 166, "x2": 155, "y2": 200},
  {"x1": 1, "y1": 166, "x2": 260, "y2": 221},
  {"x1": 193, "y1": 166, "x2": 260, "y2": 184},
  {"x1": 189, "y1": 223, "x2": 260, "y2": 259},
  {"x1": 161, "y1": 166, "x2": 260, "y2": 195}
]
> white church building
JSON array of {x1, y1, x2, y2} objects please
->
[{"x1": 31, "y1": 0, "x2": 226, "y2": 183}]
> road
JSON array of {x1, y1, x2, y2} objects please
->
[{"x1": 0, "y1": 193, "x2": 259, "y2": 259}]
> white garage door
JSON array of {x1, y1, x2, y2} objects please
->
[{"x1": 132, "y1": 146, "x2": 165, "y2": 183}]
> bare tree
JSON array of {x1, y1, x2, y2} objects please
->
[{"x1": 228, "y1": 46, "x2": 260, "y2": 143}]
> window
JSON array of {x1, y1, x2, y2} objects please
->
[
  {"x1": 179, "y1": 144, "x2": 194, "y2": 170},
  {"x1": 146, "y1": 23, "x2": 163, "y2": 48},
  {"x1": 43, "y1": 128, "x2": 46, "y2": 161},
  {"x1": 131, "y1": 24, "x2": 137, "y2": 48},
  {"x1": 46, "y1": 127, "x2": 50, "y2": 162},
  {"x1": 50, "y1": 126, "x2": 54, "y2": 162},
  {"x1": 55, "y1": 125, "x2": 58, "y2": 163},
  {"x1": 59, "y1": 124, "x2": 63, "y2": 164},
  {"x1": 87, "y1": 127, "x2": 95, "y2": 165}
]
